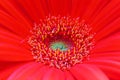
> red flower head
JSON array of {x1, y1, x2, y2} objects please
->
[
  {"x1": 28, "y1": 16, "x2": 95, "y2": 70},
  {"x1": 0, "y1": 0, "x2": 120, "y2": 80}
]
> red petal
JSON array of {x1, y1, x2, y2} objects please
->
[
  {"x1": 71, "y1": 0, "x2": 108, "y2": 19},
  {"x1": 91, "y1": 52, "x2": 120, "y2": 61},
  {"x1": 42, "y1": 68, "x2": 65, "y2": 80},
  {"x1": 16, "y1": 0, "x2": 47, "y2": 22},
  {"x1": 0, "y1": 11, "x2": 31, "y2": 38},
  {"x1": 64, "y1": 71, "x2": 75, "y2": 80},
  {"x1": 94, "y1": 17, "x2": 120, "y2": 41},
  {"x1": 7, "y1": 62, "x2": 43, "y2": 80},
  {"x1": 70, "y1": 64, "x2": 108, "y2": 80},
  {"x1": 27, "y1": 66, "x2": 49, "y2": 80},
  {"x1": 0, "y1": 0, "x2": 32, "y2": 38},
  {"x1": 0, "y1": 41, "x2": 33, "y2": 61},
  {"x1": 0, "y1": 62, "x2": 29, "y2": 79},
  {"x1": 91, "y1": 0, "x2": 120, "y2": 32},
  {"x1": 47, "y1": 0, "x2": 72, "y2": 16},
  {"x1": 93, "y1": 32, "x2": 120, "y2": 52},
  {"x1": 0, "y1": 30, "x2": 33, "y2": 61},
  {"x1": 0, "y1": 0, "x2": 32, "y2": 24},
  {"x1": 87, "y1": 60, "x2": 120, "y2": 80},
  {"x1": 82, "y1": 0, "x2": 110, "y2": 22}
]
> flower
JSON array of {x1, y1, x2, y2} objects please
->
[
  {"x1": 0, "y1": 0, "x2": 120, "y2": 80},
  {"x1": 28, "y1": 16, "x2": 95, "y2": 70}
]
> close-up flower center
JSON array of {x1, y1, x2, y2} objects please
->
[
  {"x1": 28, "y1": 16, "x2": 95, "y2": 70},
  {"x1": 50, "y1": 41, "x2": 68, "y2": 51}
]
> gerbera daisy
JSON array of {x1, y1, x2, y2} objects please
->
[{"x1": 0, "y1": 0, "x2": 120, "y2": 80}]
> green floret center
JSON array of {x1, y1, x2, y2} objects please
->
[{"x1": 50, "y1": 41, "x2": 68, "y2": 51}]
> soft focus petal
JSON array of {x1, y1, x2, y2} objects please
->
[
  {"x1": 88, "y1": 60, "x2": 120, "y2": 80},
  {"x1": 91, "y1": 0, "x2": 120, "y2": 32},
  {"x1": 42, "y1": 68, "x2": 65, "y2": 80},
  {"x1": 7, "y1": 62, "x2": 43, "y2": 80},
  {"x1": 47, "y1": 0, "x2": 72, "y2": 16},
  {"x1": 0, "y1": 43, "x2": 33, "y2": 61},
  {"x1": 0, "y1": 10, "x2": 31, "y2": 38},
  {"x1": 0, "y1": 30, "x2": 33, "y2": 61},
  {"x1": 70, "y1": 64, "x2": 108, "y2": 80},
  {"x1": 94, "y1": 17, "x2": 120, "y2": 41},
  {"x1": 64, "y1": 71, "x2": 75, "y2": 80},
  {"x1": 0, "y1": 0, "x2": 32, "y2": 38},
  {"x1": 27, "y1": 66, "x2": 50, "y2": 80},
  {"x1": 0, "y1": 62, "x2": 29, "y2": 80},
  {"x1": 93, "y1": 31, "x2": 120, "y2": 52},
  {"x1": 8, "y1": 62, "x2": 65, "y2": 80},
  {"x1": 91, "y1": 51, "x2": 120, "y2": 61},
  {"x1": 16, "y1": 0, "x2": 47, "y2": 22},
  {"x1": 82, "y1": 0, "x2": 110, "y2": 22}
]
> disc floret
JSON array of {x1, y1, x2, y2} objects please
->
[{"x1": 28, "y1": 16, "x2": 94, "y2": 70}]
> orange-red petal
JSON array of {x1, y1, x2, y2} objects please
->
[{"x1": 70, "y1": 64, "x2": 108, "y2": 80}]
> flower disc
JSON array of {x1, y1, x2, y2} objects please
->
[{"x1": 28, "y1": 16, "x2": 95, "y2": 70}]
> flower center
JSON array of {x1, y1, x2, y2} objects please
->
[
  {"x1": 28, "y1": 16, "x2": 95, "y2": 70},
  {"x1": 50, "y1": 41, "x2": 68, "y2": 51}
]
